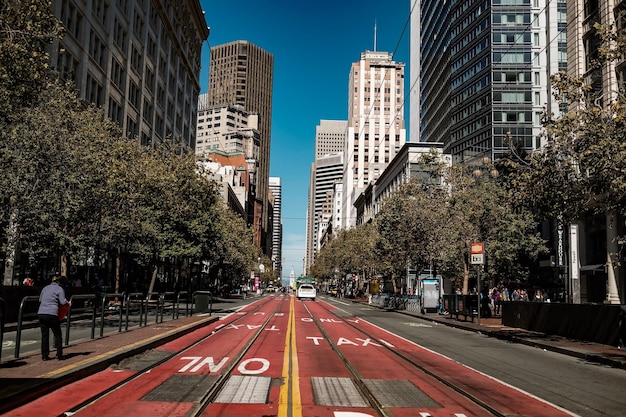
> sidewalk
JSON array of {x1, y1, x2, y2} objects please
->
[{"x1": 359, "y1": 298, "x2": 626, "y2": 370}]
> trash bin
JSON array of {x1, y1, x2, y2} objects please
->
[{"x1": 193, "y1": 291, "x2": 212, "y2": 313}]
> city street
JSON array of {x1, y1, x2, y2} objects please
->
[{"x1": 3, "y1": 292, "x2": 625, "y2": 416}]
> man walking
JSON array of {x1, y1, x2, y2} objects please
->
[{"x1": 38, "y1": 275, "x2": 70, "y2": 361}]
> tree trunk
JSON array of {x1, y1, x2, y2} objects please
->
[
  {"x1": 177, "y1": 258, "x2": 188, "y2": 292},
  {"x1": 462, "y1": 257, "x2": 470, "y2": 294},
  {"x1": 3, "y1": 211, "x2": 18, "y2": 285},
  {"x1": 61, "y1": 254, "x2": 68, "y2": 277},
  {"x1": 115, "y1": 248, "x2": 121, "y2": 295},
  {"x1": 148, "y1": 263, "x2": 158, "y2": 296}
]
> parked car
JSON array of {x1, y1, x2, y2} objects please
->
[
  {"x1": 328, "y1": 285, "x2": 338, "y2": 297},
  {"x1": 297, "y1": 284, "x2": 316, "y2": 301}
]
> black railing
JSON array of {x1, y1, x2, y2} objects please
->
[{"x1": 65, "y1": 294, "x2": 97, "y2": 345}]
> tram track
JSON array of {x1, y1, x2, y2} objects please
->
[
  {"x1": 60, "y1": 294, "x2": 288, "y2": 417},
  {"x1": 185, "y1": 294, "x2": 288, "y2": 416},
  {"x1": 307, "y1": 298, "x2": 507, "y2": 417}
]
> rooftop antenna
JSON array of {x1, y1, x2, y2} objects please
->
[{"x1": 373, "y1": 19, "x2": 377, "y2": 51}]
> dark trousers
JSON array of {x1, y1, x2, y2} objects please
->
[{"x1": 38, "y1": 314, "x2": 63, "y2": 358}]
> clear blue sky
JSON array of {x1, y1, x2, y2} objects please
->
[{"x1": 199, "y1": 1, "x2": 411, "y2": 281}]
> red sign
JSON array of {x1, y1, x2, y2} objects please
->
[{"x1": 471, "y1": 242, "x2": 484, "y2": 254}]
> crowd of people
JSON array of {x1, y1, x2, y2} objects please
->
[{"x1": 476, "y1": 286, "x2": 551, "y2": 317}]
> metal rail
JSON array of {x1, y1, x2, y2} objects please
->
[
  {"x1": 100, "y1": 293, "x2": 125, "y2": 338},
  {"x1": 302, "y1": 302, "x2": 390, "y2": 417}
]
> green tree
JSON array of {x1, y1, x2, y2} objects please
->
[
  {"x1": 446, "y1": 162, "x2": 546, "y2": 294},
  {"x1": 0, "y1": 0, "x2": 62, "y2": 121},
  {"x1": 374, "y1": 162, "x2": 451, "y2": 292}
]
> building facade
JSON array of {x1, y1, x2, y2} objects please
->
[
  {"x1": 444, "y1": 0, "x2": 566, "y2": 163},
  {"x1": 305, "y1": 153, "x2": 344, "y2": 274},
  {"x1": 418, "y1": 0, "x2": 450, "y2": 144},
  {"x1": 566, "y1": 0, "x2": 625, "y2": 304},
  {"x1": 305, "y1": 120, "x2": 347, "y2": 272},
  {"x1": 342, "y1": 51, "x2": 406, "y2": 229},
  {"x1": 268, "y1": 177, "x2": 282, "y2": 281},
  {"x1": 315, "y1": 120, "x2": 348, "y2": 159},
  {"x1": 207, "y1": 40, "x2": 274, "y2": 255},
  {"x1": 196, "y1": 97, "x2": 260, "y2": 160},
  {"x1": 353, "y1": 142, "x2": 448, "y2": 226},
  {"x1": 409, "y1": 0, "x2": 421, "y2": 142},
  {"x1": 49, "y1": 0, "x2": 208, "y2": 148}
]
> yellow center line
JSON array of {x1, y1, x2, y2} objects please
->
[{"x1": 278, "y1": 295, "x2": 302, "y2": 417}]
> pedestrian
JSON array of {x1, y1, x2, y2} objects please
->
[
  {"x1": 492, "y1": 287, "x2": 502, "y2": 316},
  {"x1": 37, "y1": 275, "x2": 70, "y2": 361}
]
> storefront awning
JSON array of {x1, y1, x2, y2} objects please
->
[{"x1": 580, "y1": 264, "x2": 606, "y2": 271}]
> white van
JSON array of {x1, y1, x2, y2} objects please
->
[{"x1": 296, "y1": 284, "x2": 316, "y2": 301}]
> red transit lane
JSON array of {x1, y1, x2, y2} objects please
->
[
  {"x1": 302, "y1": 299, "x2": 488, "y2": 417},
  {"x1": 341, "y1": 308, "x2": 577, "y2": 417},
  {"x1": 68, "y1": 297, "x2": 283, "y2": 417}
]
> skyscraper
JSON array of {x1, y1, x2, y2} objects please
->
[
  {"x1": 305, "y1": 153, "x2": 344, "y2": 273},
  {"x1": 207, "y1": 40, "x2": 274, "y2": 254},
  {"x1": 417, "y1": 1, "x2": 566, "y2": 163},
  {"x1": 409, "y1": 0, "x2": 421, "y2": 143},
  {"x1": 342, "y1": 51, "x2": 406, "y2": 229},
  {"x1": 268, "y1": 177, "x2": 282, "y2": 281},
  {"x1": 418, "y1": 0, "x2": 450, "y2": 144},
  {"x1": 315, "y1": 120, "x2": 348, "y2": 159},
  {"x1": 451, "y1": 0, "x2": 565, "y2": 163},
  {"x1": 305, "y1": 120, "x2": 346, "y2": 273}
]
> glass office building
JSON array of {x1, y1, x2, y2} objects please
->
[{"x1": 441, "y1": 0, "x2": 567, "y2": 164}]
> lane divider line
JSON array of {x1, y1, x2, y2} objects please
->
[{"x1": 278, "y1": 295, "x2": 302, "y2": 417}]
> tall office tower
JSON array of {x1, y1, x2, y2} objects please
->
[
  {"x1": 418, "y1": 0, "x2": 450, "y2": 144},
  {"x1": 48, "y1": 0, "x2": 208, "y2": 149},
  {"x1": 409, "y1": 0, "x2": 421, "y2": 143},
  {"x1": 305, "y1": 120, "x2": 346, "y2": 273},
  {"x1": 315, "y1": 120, "x2": 348, "y2": 159},
  {"x1": 207, "y1": 40, "x2": 274, "y2": 255},
  {"x1": 305, "y1": 153, "x2": 344, "y2": 273},
  {"x1": 341, "y1": 51, "x2": 406, "y2": 229},
  {"x1": 443, "y1": 0, "x2": 566, "y2": 164},
  {"x1": 268, "y1": 177, "x2": 282, "y2": 281}
]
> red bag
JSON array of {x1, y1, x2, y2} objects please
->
[{"x1": 58, "y1": 303, "x2": 70, "y2": 320}]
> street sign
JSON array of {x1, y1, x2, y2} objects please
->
[
  {"x1": 470, "y1": 253, "x2": 484, "y2": 265},
  {"x1": 470, "y1": 242, "x2": 484, "y2": 265}
]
